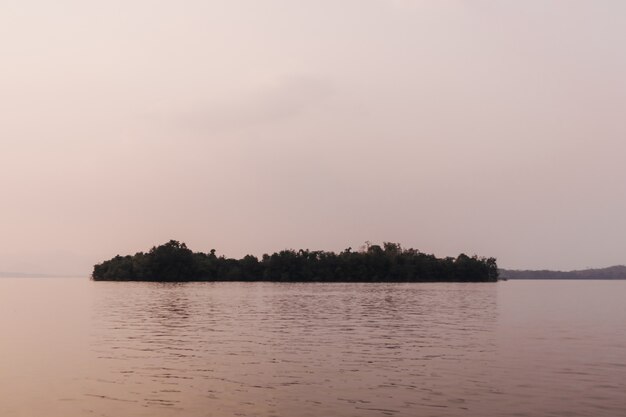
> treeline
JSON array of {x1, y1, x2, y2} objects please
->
[
  {"x1": 500, "y1": 265, "x2": 626, "y2": 280},
  {"x1": 92, "y1": 240, "x2": 499, "y2": 282}
]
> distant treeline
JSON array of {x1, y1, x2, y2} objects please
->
[
  {"x1": 92, "y1": 240, "x2": 498, "y2": 282},
  {"x1": 500, "y1": 265, "x2": 626, "y2": 280}
]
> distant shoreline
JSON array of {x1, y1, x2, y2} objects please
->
[
  {"x1": 499, "y1": 265, "x2": 626, "y2": 280},
  {"x1": 0, "y1": 272, "x2": 82, "y2": 278}
]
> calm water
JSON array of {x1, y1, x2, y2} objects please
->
[{"x1": 1, "y1": 279, "x2": 625, "y2": 417}]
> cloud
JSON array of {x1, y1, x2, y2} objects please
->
[{"x1": 177, "y1": 75, "x2": 334, "y2": 134}]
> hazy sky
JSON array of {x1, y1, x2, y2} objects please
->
[{"x1": 2, "y1": 0, "x2": 625, "y2": 275}]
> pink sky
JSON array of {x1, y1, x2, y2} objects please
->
[{"x1": 1, "y1": 1, "x2": 625, "y2": 275}]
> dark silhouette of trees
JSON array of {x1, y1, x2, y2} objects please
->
[
  {"x1": 500, "y1": 265, "x2": 626, "y2": 280},
  {"x1": 92, "y1": 240, "x2": 499, "y2": 282}
]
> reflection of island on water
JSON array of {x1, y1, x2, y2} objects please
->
[
  {"x1": 86, "y1": 281, "x2": 502, "y2": 415},
  {"x1": 92, "y1": 283, "x2": 196, "y2": 352},
  {"x1": 149, "y1": 284, "x2": 192, "y2": 323}
]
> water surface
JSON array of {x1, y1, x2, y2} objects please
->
[{"x1": 1, "y1": 279, "x2": 624, "y2": 416}]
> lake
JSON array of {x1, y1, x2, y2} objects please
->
[{"x1": 1, "y1": 279, "x2": 624, "y2": 416}]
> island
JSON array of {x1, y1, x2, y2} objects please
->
[{"x1": 92, "y1": 240, "x2": 499, "y2": 282}]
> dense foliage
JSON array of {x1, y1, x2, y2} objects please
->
[{"x1": 92, "y1": 240, "x2": 499, "y2": 282}]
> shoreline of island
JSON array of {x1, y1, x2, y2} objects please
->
[{"x1": 92, "y1": 240, "x2": 499, "y2": 283}]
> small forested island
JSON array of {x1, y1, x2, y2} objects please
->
[{"x1": 92, "y1": 240, "x2": 498, "y2": 282}]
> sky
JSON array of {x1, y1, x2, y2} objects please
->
[{"x1": 1, "y1": 0, "x2": 625, "y2": 275}]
